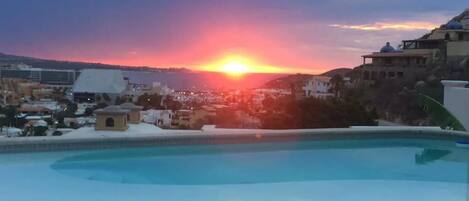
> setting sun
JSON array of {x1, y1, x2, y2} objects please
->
[
  {"x1": 221, "y1": 61, "x2": 249, "y2": 75},
  {"x1": 202, "y1": 54, "x2": 287, "y2": 75}
]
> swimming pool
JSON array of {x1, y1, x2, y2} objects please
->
[{"x1": 2, "y1": 138, "x2": 469, "y2": 201}]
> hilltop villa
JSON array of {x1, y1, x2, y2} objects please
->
[{"x1": 358, "y1": 10, "x2": 469, "y2": 82}]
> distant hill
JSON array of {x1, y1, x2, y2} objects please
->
[
  {"x1": 0, "y1": 52, "x2": 188, "y2": 72},
  {"x1": 262, "y1": 73, "x2": 313, "y2": 89},
  {"x1": 320, "y1": 68, "x2": 352, "y2": 77},
  {"x1": 262, "y1": 68, "x2": 352, "y2": 89}
]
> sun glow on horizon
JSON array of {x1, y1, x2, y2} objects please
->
[
  {"x1": 202, "y1": 54, "x2": 289, "y2": 76},
  {"x1": 221, "y1": 61, "x2": 249, "y2": 76}
]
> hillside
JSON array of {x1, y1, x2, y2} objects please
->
[
  {"x1": 262, "y1": 73, "x2": 313, "y2": 89},
  {"x1": 320, "y1": 68, "x2": 352, "y2": 77},
  {"x1": 262, "y1": 68, "x2": 352, "y2": 89},
  {"x1": 0, "y1": 52, "x2": 188, "y2": 72}
]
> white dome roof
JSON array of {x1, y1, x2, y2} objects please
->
[
  {"x1": 380, "y1": 42, "x2": 395, "y2": 53},
  {"x1": 447, "y1": 20, "x2": 463, "y2": 29}
]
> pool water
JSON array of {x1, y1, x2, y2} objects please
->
[{"x1": 2, "y1": 139, "x2": 469, "y2": 201}]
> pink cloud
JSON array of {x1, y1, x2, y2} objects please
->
[{"x1": 330, "y1": 21, "x2": 440, "y2": 31}]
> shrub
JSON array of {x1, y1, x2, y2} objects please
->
[
  {"x1": 33, "y1": 126, "x2": 48, "y2": 136},
  {"x1": 52, "y1": 131, "x2": 63, "y2": 136}
]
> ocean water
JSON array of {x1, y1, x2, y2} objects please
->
[
  {"x1": 2, "y1": 139, "x2": 469, "y2": 201},
  {"x1": 123, "y1": 71, "x2": 285, "y2": 90}
]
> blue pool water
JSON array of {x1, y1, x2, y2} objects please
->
[{"x1": 2, "y1": 139, "x2": 469, "y2": 201}]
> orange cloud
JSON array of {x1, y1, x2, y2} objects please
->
[{"x1": 330, "y1": 21, "x2": 439, "y2": 31}]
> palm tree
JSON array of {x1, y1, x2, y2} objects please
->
[{"x1": 419, "y1": 94, "x2": 466, "y2": 131}]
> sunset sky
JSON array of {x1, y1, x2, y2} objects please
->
[{"x1": 0, "y1": 0, "x2": 468, "y2": 74}]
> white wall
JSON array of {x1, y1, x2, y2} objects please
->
[
  {"x1": 302, "y1": 76, "x2": 332, "y2": 98},
  {"x1": 442, "y1": 80, "x2": 469, "y2": 130},
  {"x1": 141, "y1": 110, "x2": 172, "y2": 128},
  {"x1": 447, "y1": 41, "x2": 469, "y2": 57},
  {"x1": 462, "y1": 19, "x2": 469, "y2": 30}
]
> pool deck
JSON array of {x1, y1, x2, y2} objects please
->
[{"x1": 0, "y1": 125, "x2": 468, "y2": 153}]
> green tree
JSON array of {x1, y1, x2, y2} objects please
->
[
  {"x1": 115, "y1": 96, "x2": 124, "y2": 105},
  {"x1": 95, "y1": 94, "x2": 102, "y2": 103},
  {"x1": 259, "y1": 96, "x2": 376, "y2": 129},
  {"x1": 102, "y1": 93, "x2": 111, "y2": 102},
  {"x1": 136, "y1": 93, "x2": 163, "y2": 109},
  {"x1": 163, "y1": 96, "x2": 182, "y2": 110},
  {"x1": 3, "y1": 105, "x2": 17, "y2": 127},
  {"x1": 262, "y1": 95, "x2": 275, "y2": 110},
  {"x1": 64, "y1": 102, "x2": 78, "y2": 116},
  {"x1": 84, "y1": 107, "x2": 94, "y2": 116},
  {"x1": 0, "y1": 116, "x2": 7, "y2": 131},
  {"x1": 330, "y1": 74, "x2": 345, "y2": 97},
  {"x1": 214, "y1": 108, "x2": 241, "y2": 128},
  {"x1": 33, "y1": 126, "x2": 48, "y2": 136},
  {"x1": 136, "y1": 93, "x2": 151, "y2": 109}
]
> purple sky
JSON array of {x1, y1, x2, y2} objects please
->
[{"x1": 0, "y1": 0, "x2": 468, "y2": 73}]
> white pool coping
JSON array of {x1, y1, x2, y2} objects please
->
[{"x1": 0, "y1": 125, "x2": 468, "y2": 153}]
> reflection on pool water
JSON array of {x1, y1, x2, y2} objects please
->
[
  {"x1": 4, "y1": 138, "x2": 469, "y2": 201},
  {"x1": 51, "y1": 139, "x2": 469, "y2": 185}
]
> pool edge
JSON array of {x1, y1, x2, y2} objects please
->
[{"x1": 0, "y1": 128, "x2": 468, "y2": 153}]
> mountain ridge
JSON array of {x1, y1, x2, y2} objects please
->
[
  {"x1": 0, "y1": 52, "x2": 189, "y2": 72},
  {"x1": 262, "y1": 68, "x2": 352, "y2": 89}
]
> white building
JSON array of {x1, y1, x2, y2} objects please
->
[
  {"x1": 302, "y1": 76, "x2": 333, "y2": 98},
  {"x1": 72, "y1": 69, "x2": 128, "y2": 103},
  {"x1": 27, "y1": 100, "x2": 61, "y2": 112},
  {"x1": 141, "y1": 109, "x2": 173, "y2": 128},
  {"x1": 75, "y1": 103, "x2": 97, "y2": 115},
  {"x1": 151, "y1": 82, "x2": 173, "y2": 96},
  {"x1": 441, "y1": 80, "x2": 469, "y2": 130},
  {"x1": 123, "y1": 82, "x2": 174, "y2": 102}
]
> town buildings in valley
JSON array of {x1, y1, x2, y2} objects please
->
[{"x1": 0, "y1": 63, "x2": 78, "y2": 85}]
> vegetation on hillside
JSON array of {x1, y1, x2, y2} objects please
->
[
  {"x1": 262, "y1": 68, "x2": 352, "y2": 90},
  {"x1": 344, "y1": 56, "x2": 469, "y2": 126},
  {"x1": 259, "y1": 94, "x2": 377, "y2": 129}
]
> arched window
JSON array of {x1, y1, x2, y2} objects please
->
[
  {"x1": 105, "y1": 117, "x2": 115, "y2": 127},
  {"x1": 445, "y1": 33, "x2": 451, "y2": 40}
]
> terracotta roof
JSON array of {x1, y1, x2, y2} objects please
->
[
  {"x1": 19, "y1": 105, "x2": 51, "y2": 112},
  {"x1": 120, "y1": 103, "x2": 143, "y2": 110},
  {"x1": 94, "y1": 105, "x2": 130, "y2": 115}
]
